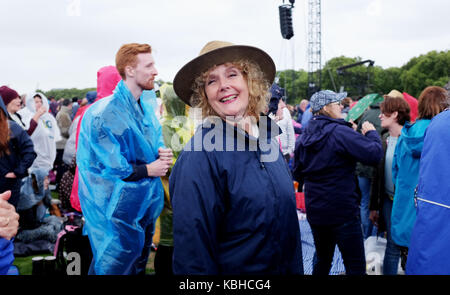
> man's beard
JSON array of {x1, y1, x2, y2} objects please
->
[{"x1": 139, "y1": 78, "x2": 154, "y2": 91}]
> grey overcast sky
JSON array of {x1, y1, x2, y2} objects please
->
[{"x1": 1, "y1": 0, "x2": 449, "y2": 94}]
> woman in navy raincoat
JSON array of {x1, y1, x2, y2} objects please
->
[
  {"x1": 0, "y1": 95, "x2": 36, "y2": 207},
  {"x1": 293, "y1": 90, "x2": 383, "y2": 275},
  {"x1": 170, "y1": 41, "x2": 303, "y2": 274}
]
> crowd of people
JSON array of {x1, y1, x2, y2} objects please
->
[{"x1": 0, "y1": 40, "x2": 449, "y2": 275}]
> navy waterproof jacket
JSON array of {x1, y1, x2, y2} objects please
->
[
  {"x1": 170, "y1": 116, "x2": 303, "y2": 275},
  {"x1": 293, "y1": 115, "x2": 382, "y2": 225},
  {"x1": 0, "y1": 98, "x2": 36, "y2": 207}
]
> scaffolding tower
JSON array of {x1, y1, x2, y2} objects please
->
[{"x1": 307, "y1": 0, "x2": 321, "y2": 98}]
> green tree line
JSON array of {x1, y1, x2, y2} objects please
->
[
  {"x1": 278, "y1": 50, "x2": 449, "y2": 105},
  {"x1": 35, "y1": 50, "x2": 448, "y2": 105},
  {"x1": 37, "y1": 79, "x2": 169, "y2": 101},
  {"x1": 36, "y1": 87, "x2": 97, "y2": 101}
]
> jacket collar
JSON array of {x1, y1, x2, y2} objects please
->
[{"x1": 203, "y1": 115, "x2": 281, "y2": 143}]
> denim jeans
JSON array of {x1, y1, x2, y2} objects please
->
[
  {"x1": 358, "y1": 176, "x2": 376, "y2": 239},
  {"x1": 382, "y1": 197, "x2": 401, "y2": 275},
  {"x1": 310, "y1": 216, "x2": 366, "y2": 275}
]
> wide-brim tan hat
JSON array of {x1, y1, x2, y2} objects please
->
[
  {"x1": 386, "y1": 89, "x2": 404, "y2": 99},
  {"x1": 173, "y1": 40, "x2": 276, "y2": 106}
]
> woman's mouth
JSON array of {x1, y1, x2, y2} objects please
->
[{"x1": 220, "y1": 95, "x2": 237, "y2": 104}]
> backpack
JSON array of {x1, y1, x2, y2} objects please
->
[{"x1": 53, "y1": 212, "x2": 92, "y2": 275}]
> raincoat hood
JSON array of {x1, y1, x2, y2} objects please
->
[
  {"x1": 399, "y1": 119, "x2": 431, "y2": 158},
  {"x1": 96, "y1": 65, "x2": 122, "y2": 100},
  {"x1": 25, "y1": 92, "x2": 50, "y2": 113},
  {"x1": 300, "y1": 115, "x2": 350, "y2": 150}
]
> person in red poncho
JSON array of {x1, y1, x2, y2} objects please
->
[{"x1": 69, "y1": 66, "x2": 122, "y2": 212}]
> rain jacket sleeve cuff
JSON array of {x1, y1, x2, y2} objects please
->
[{"x1": 122, "y1": 164, "x2": 148, "y2": 182}]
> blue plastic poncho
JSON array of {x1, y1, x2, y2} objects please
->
[{"x1": 77, "y1": 80, "x2": 164, "y2": 275}]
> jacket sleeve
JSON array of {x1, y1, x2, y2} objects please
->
[
  {"x1": 10, "y1": 123, "x2": 37, "y2": 178},
  {"x1": 170, "y1": 150, "x2": 225, "y2": 274},
  {"x1": 334, "y1": 126, "x2": 383, "y2": 166},
  {"x1": 26, "y1": 119, "x2": 38, "y2": 136}
]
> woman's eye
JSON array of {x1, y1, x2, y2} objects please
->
[{"x1": 207, "y1": 80, "x2": 215, "y2": 85}]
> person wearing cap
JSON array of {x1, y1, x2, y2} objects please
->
[
  {"x1": 170, "y1": 41, "x2": 303, "y2": 275},
  {"x1": 0, "y1": 86, "x2": 46, "y2": 136},
  {"x1": 0, "y1": 95, "x2": 37, "y2": 207},
  {"x1": 76, "y1": 43, "x2": 172, "y2": 275},
  {"x1": 293, "y1": 90, "x2": 382, "y2": 275}
]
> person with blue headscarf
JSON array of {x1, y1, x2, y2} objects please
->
[{"x1": 77, "y1": 43, "x2": 172, "y2": 275}]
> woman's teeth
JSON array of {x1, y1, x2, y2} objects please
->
[{"x1": 221, "y1": 95, "x2": 237, "y2": 103}]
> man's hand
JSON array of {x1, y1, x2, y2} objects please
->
[
  {"x1": 0, "y1": 191, "x2": 20, "y2": 240},
  {"x1": 158, "y1": 147, "x2": 173, "y2": 162},
  {"x1": 146, "y1": 159, "x2": 171, "y2": 177}
]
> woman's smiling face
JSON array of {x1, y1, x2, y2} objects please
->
[{"x1": 204, "y1": 63, "x2": 249, "y2": 120}]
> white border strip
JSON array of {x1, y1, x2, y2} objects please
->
[{"x1": 417, "y1": 198, "x2": 450, "y2": 209}]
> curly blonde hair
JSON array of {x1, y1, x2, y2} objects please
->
[{"x1": 190, "y1": 59, "x2": 271, "y2": 121}]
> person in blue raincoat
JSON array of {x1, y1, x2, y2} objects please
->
[
  {"x1": 390, "y1": 86, "x2": 448, "y2": 258},
  {"x1": 170, "y1": 41, "x2": 303, "y2": 275},
  {"x1": 77, "y1": 43, "x2": 173, "y2": 275},
  {"x1": 406, "y1": 107, "x2": 450, "y2": 275}
]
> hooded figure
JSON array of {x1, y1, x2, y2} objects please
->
[
  {"x1": 69, "y1": 66, "x2": 122, "y2": 212},
  {"x1": 18, "y1": 92, "x2": 61, "y2": 173}
]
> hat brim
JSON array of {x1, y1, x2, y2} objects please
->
[{"x1": 173, "y1": 45, "x2": 276, "y2": 106}]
